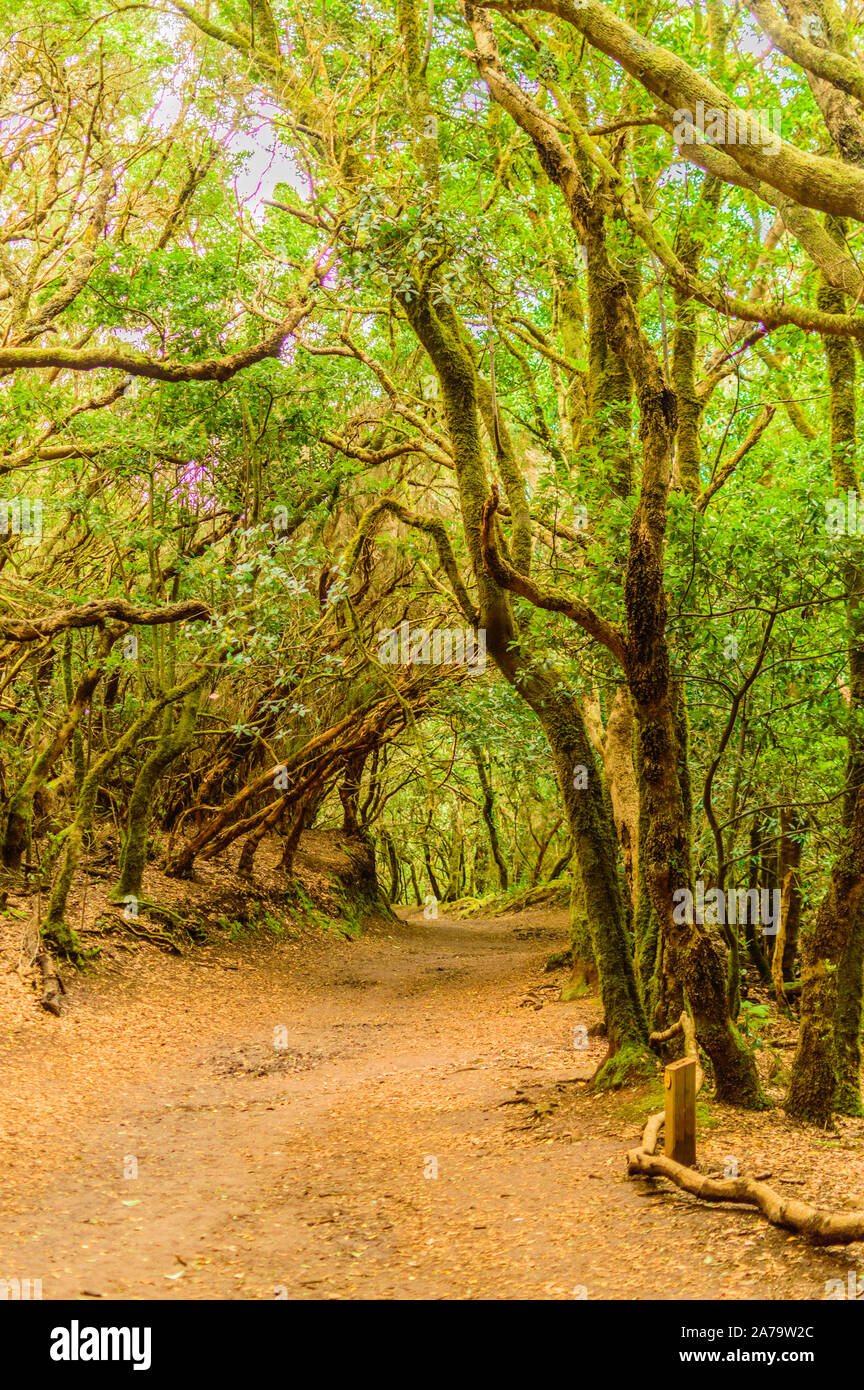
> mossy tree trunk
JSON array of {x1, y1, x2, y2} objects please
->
[
  {"x1": 670, "y1": 176, "x2": 723, "y2": 495},
  {"x1": 813, "y1": 251, "x2": 864, "y2": 1117},
  {"x1": 114, "y1": 686, "x2": 202, "y2": 901},
  {"x1": 279, "y1": 788, "x2": 323, "y2": 874},
  {"x1": 45, "y1": 666, "x2": 204, "y2": 954},
  {"x1": 565, "y1": 863, "x2": 597, "y2": 997},
  {"x1": 835, "y1": 903, "x2": 864, "y2": 1115},
  {"x1": 3, "y1": 627, "x2": 118, "y2": 869},
  {"x1": 338, "y1": 751, "x2": 367, "y2": 837},
  {"x1": 402, "y1": 284, "x2": 649, "y2": 1071}
]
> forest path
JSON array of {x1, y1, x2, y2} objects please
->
[{"x1": 0, "y1": 905, "x2": 851, "y2": 1300}]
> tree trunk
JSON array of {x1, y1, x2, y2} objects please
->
[
  {"x1": 775, "y1": 808, "x2": 803, "y2": 985},
  {"x1": 45, "y1": 669, "x2": 201, "y2": 953},
  {"x1": 744, "y1": 816, "x2": 772, "y2": 985},
  {"x1": 3, "y1": 628, "x2": 117, "y2": 868},
  {"x1": 834, "y1": 902, "x2": 864, "y2": 1115},
  {"x1": 115, "y1": 688, "x2": 201, "y2": 900},
  {"x1": 786, "y1": 783, "x2": 864, "y2": 1124},
  {"x1": 564, "y1": 865, "x2": 598, "y2": 997},
  {"x1": 470, "y1": 739, "x2": 508, "y2": 890}
]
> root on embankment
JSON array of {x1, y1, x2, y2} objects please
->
[{"x1": 626, "y1": 1013, "x2": 864, "y2": 1246}]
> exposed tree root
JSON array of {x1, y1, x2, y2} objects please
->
[
  {"x1": 97, "y1": 908, "x2": 183, "y2": 953},
  {"x1": 626, "y1": 1012, "x2": 864, "y2": 1245}
]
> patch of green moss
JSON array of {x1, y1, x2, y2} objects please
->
[
  {"x1": 696, "y1": 1100, "x2": 720, "y2": 1130},
  {"x1": 592, "y1": 1043, "x2": 658, "y2": 1090},
  {"x1": 560, "y1": 979, "x2": 593, "y2": 1001},
  {"x1": 617, "y1": 1078, "x2": 666, "y2": 1123}
]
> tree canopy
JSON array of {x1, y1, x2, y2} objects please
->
[{"x1": 4, "y1": 0, "x2": 864, "y2": 1136}]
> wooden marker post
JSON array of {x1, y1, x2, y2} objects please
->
[{"x1": 664, "y1": 1056, "x2": 697, "y2": 1166}]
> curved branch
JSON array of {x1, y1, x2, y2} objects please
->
[
  {"x1": 480, "y1": 486, "x2": 629, "y2": 668},
  {"x1": 696, "y1": 403, "x2": 777, "y2": 512},
  {"x1": 0, "y1": 598, "x2": 211, "y2": 643},
  {"x1": 0, "y1": 301, "x2": 310, "y2": 380},
  {"x1": 344, "y1": 498, "x2": 480, "y2": 625}
]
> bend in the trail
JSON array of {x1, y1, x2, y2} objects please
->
[{"x1": 0, "y1": 907, "x2": 855, "y2": 1299}]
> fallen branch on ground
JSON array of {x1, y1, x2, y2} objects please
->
[
  {"x1": 626, "y1": 1012, "x2": 864, "y2": 1245},
  {"x1": 35, "y1": 948, "x2": 64, "y2": 1015}
]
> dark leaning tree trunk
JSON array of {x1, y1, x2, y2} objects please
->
[
  {"x1": 531, "y1": 675, "x2": 649, "y2": 1075},
  {"x1": 279, "y1": 785, "x2": 327, "y2": 874},
  {"x1": 423, "y1": 841, "x2": 442, "y2": 901},
  {"x1": 237, "y1": 794, "x2": 289, "y2": 876},
  {"x1": 379, "y1": 830, "x2": 400, "y2": 905},
  {"x1": 489, "y1": 649, "x2": 649, "y2": 1073},
  {"x1": 400, "y1": 289, "x2": 650, "y2": 1080},
  {"x1": 394, "y1": 6, "x2": 648, "y2": 1079}
]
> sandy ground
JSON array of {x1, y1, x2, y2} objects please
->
[{"x1": 0, "y1": 904, "x2": 862, "y2": 1300}]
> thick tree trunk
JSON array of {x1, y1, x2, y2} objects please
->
[
  {"x1": 835, "y1": 902, "x2": 864, "y2": 1115},
  {"x1": 528, "y1": 677, "x2": 649, "y2": 1072},
  {"x1": 812, "y1": 253, "x2": 864, "y2": 1118},
  {"x1": 279, "y1": 796, "x2": 315, "y2": 874},
  {"x1": 584, "y1": 686, "x2": 639, "y2": 907},
  {"x1": 565, "y1": 864, "x2": 598, "y2": 997},
  {"x1": 338, "y1": 752, "x2": 366, "y2": 836},
  {"x1": 630, "y1": 689, "x2": 764, "y2": 1104},
  {"x1": 237, "y1": 796, "x2": 287, "y2": 876}
]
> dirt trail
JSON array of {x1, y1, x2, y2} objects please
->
[{"x1": 0, "y1": 905, "x2": 857, "y2": 1300}]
